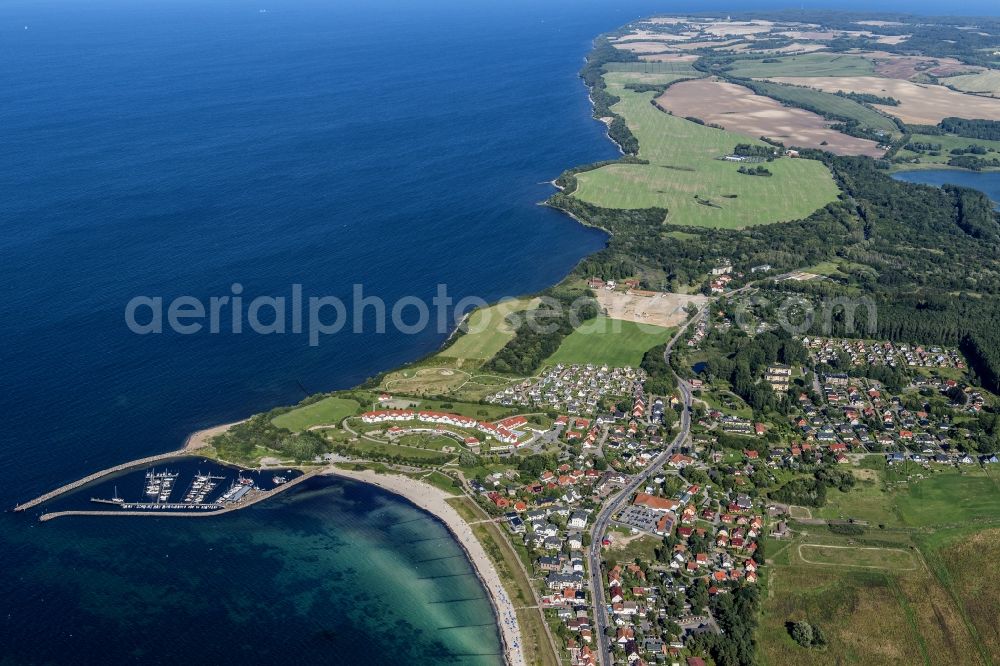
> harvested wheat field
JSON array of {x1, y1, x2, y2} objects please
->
[
  {"x1": 655, "y1": 79, "x2": 883, "y2": 156},
  {"x1": 766, "y1": 42, "x2": 827, "y2": 54},
  {"x1": 861, "y1": 51, "x2": 982, "y2": 79},
  {"x1": 702, "y1": 21, "x2": 774, "y2": 37},
  {"x1": 613, "y1": 30, "x2": 697, "y2": 43},
  {"x1": 873, "y1": 34, "x2": 909, "y2": 45},
  {"x1": 613, "y1": 41, "x2": 678, "y2": 54},
  {"x1": 770, "y1": 76, "x2": 1000, "y2": 124},
  {"x1": 640, "y1": 53, "x2": 699, "y2": 63},
  {"x1": 672, "y1": 39, "x2": 743, "y2": 51},
  {"x1": 777, "y1": 30, "x2": 840, "y2": 41}
]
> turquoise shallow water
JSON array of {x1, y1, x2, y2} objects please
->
[
  {"x1": 3, "y1": 0, "x2": 995, "y2": 663},
  {"x1": 2, "y1": 477, "x2": 503, "y2": 664}
]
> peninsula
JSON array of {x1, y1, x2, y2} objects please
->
[{"x1": 15, "y1": 11, "x2": 1000, "y2": 666}]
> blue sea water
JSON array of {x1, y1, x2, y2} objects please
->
[{"x1": 3, "y1": 0, "x2": 998, "y2": 663}]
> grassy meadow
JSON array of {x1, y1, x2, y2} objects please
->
[
  {"x1": 726, "y1": 53, "x2": 876, "y2": 78},
  {"x1": 572, "y1": 75, "x2": 840, "y2": 228},
  {"x1": 440, "y1": 298, "x2": 539, "y2": 362},
  {"x1": 941, "y1": 69, "x2": 1000, "y2": 97},
  {"x1": 895, "y1": 132, "x2": 1000, "y2": 166},
  {"x1": 758, "y1": 458, "x2": 1000, "y2": 665},
  {"x1": 543, "y1": 316, "x2": 672, "y2": 367},
  {"x1": 271, "y1": 396, "x2": 360, "y2": 431}
]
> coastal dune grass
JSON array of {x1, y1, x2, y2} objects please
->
[{"x1": 572, "y1": 76, "x2": 840, "y2": 228}]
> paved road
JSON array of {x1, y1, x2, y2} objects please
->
[{"x1": 587, "y1": 307, "x2": 704, "y2": 665}]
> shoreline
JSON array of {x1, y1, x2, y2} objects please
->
[
  {"x1": 15, "y1": 40, "x2": 616, "y2": 666},
  {"x1": 12, "y1": 420, "x2": 247, "y2": 512},
  {"x1": 323, "y1": 467, "x2": 525, "y2": 666},
  {"x1": 37, "y1": 469, "x2": 320, "y2": 522}
]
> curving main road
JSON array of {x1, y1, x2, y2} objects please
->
[{"x1": 587, "y1": 307, "x2": 704, "y2": 665}]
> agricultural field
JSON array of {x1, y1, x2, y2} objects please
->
[
  {"x1": 543, "y1": 316, "x2": 672, "y2": 368},
  {"x1": 892, "y1": 466, "x2": 1000, "y2": 528},
  {"x1": 655, "y1": 78, "x2": 883, "y2": 156},
  {"x1": 896, "y1": 132, "x2": 1000, "y2": 166},
  {"x1": 439, "y1": 297, "x2": 539, "y2": 362},
  {"x1": 603, "y1": 60, "x2": 700, "y2": 77},
  {"x1": 863, "y1": 51, "x2": 981, "y2": 80},
  {"x1": 725, "y1": 53, "x2": 876, "y2": 78},
  {"x1": 769, "y1": 76, "x2": 1000, "y2": 124},
  {"x1": 942, "y1": 69, "x2": 1000, "y2": 98},
  {"x1": 571, "y1": 78, "x2": 839, "y2": 228},
  {"x1": 601, "y1": 70, "x2": 697, "y2": 89},
  {"x1": 271, "y1": 396, "x2": 360, "y2": 431},
  {"x1": 744, "y1": 79, "x2": 900, "y2": 136}
]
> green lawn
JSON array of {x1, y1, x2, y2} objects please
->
[
  {"x1": 271, "y1": 396, "x2": 360, "y2": 431},
  {"x1": 727, "y1": 53, "x2": 876, "y2": 78},
  {"x1": 412, "y1": 398, "x2": 515, "y2": 420},
  {"x1": 440, "y1": 298, "x2": 539, "y2": 361},
  {"x1": 745, "y1": 79, "x2": 899, "y2": 135},
  {"x1": 336, "y1": 437, "x2": 453, "y2": 463},
  {"x1": 544, "y1": 316, "x2": 672, "y2": 368},
  {"x1": 396, "y1": 433, "x2": 461, "y2": 451},
  {"x1": 572, "y1": 77, "x2": 840, "y2": 229},
  {"x1": 895, "y1": 132, "x2": 1000, "y2": 166}
]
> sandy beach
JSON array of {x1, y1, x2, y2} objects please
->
[
  {"x1": 323, "y1": 467, "x2": 526, "y2": 666},
  {"x1": 183, "y1": 421, "x2": 243, "y2": 450}
]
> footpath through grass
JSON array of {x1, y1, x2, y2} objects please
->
[{"x1": 759, "y1": 460, "x2": 1000, "y2": 665}]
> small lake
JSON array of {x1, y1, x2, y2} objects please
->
[
  {"x1": 893, "y1": 169, "x2": 1000, "y2": 209},
  {"x1": 692, "y1": 361, "x2": 708, "y2": 375}
]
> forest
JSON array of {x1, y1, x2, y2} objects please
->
[
  {"x1": 552, "y1": 149, "x2": 1000, "y2": 393},
  {"x1": 484, "y1": 286, "x2": 599, "y2": 375}
]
